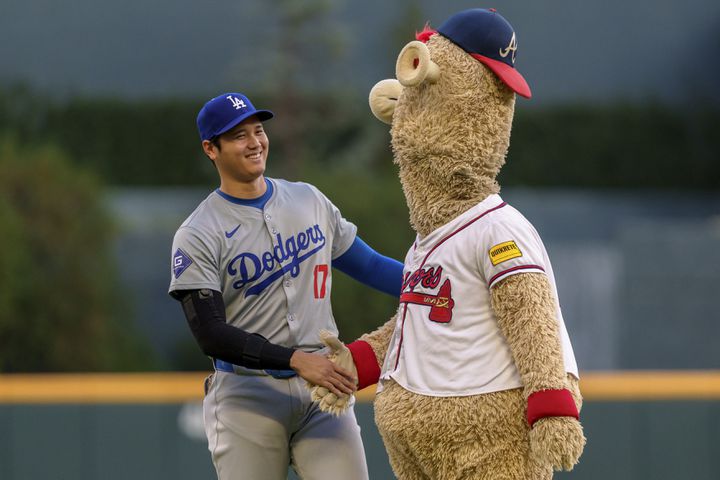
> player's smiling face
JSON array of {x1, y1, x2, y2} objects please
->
[{"x1": 207, "y1": 115, "x2": 269, "y2": 183}]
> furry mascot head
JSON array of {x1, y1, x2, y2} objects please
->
[{"x1": 370, "y1": 8, "x2": 530, "y2": 235}]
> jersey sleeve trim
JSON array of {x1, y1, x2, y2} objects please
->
[{"x1": 488, "y1": 264, "x2": 545, "y2": 288}]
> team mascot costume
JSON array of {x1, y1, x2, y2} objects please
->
[{"x1": 310, "y1": 8, "x2": 586, "y2": 479}]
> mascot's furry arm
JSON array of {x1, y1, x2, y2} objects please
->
[{"x1": 491, "y1": 272, "x2": 586, "y2": 471}]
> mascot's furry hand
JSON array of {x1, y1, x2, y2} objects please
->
[
  {"x1": 529, "y1": 416, "x2": 586, "y2": 471},
  {"x1": 308, "y1": 330, "x2": 358, "y2": 416}
]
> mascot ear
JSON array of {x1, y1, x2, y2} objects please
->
[{"x1": 396, "y1": 41, "x2": 440, "y2": 87}]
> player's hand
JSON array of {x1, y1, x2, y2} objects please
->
[
  {"x1": 290, "y1": 350, "x2": 357, "y2": 398},
  {"x1": 307, "y1": 330, "x2": 359, "y2": 416},
  {"x1": 529, "y1": 416, "x2": 586, "y2": 471}
]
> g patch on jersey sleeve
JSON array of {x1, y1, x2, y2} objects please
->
[
  {"x1": 173, "y1": 248, "x2": 193, "y2": 279},
  {"x1": 489, "y1": 240, "x2": 522, "y2": 266}
]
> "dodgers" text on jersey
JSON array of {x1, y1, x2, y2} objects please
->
[{"x1": 227, "y1": 225, "x2": 326, "y2": 296}]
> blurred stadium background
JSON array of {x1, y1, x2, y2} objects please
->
[{"x1": 1, "y1": 0, "x2": 719, "y2": 478}]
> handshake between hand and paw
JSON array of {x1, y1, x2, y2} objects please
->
[{"x1": 304, "y1": 330, "x2": 359, "y2": 416}]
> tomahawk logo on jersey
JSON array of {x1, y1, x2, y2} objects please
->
[{"x1": 400, "y1": 266, "x2": 455, "y2": 323}]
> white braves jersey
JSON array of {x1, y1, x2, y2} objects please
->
[
  {"x1": 168, "y1": 178, "x2": 357, "y2": 351},
  {"x1": 379, "y1": 194, "x2": 578, "y2": 397}
]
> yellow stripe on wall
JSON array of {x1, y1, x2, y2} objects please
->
[
  {"x1": 0, "y1": 373, "x2": 207, "y2": 404},
  {"x1": 575, "y1": 370, "x2": 720, "y2": 401},
  {"x1": 1, "y1": 371, "x2": 719, "y2": 404}
]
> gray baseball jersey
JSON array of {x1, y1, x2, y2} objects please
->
[
  {"x1": 169, "y1": 177, "x2": 369, "y2": 480},
  {"x1": 169, "y1": 178, "x2": 357, "y2": 350}
]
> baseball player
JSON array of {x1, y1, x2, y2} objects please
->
[{"x1": 168, "y1": 92, "x2": 404, "y2": 480}]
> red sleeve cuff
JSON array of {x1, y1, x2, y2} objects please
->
[
  {"x1": 526, "y1": 388, "x2": 579, "y2": 427},
  {"x1": 347, "y1": 340, "x2": 381, "y2": 390}
]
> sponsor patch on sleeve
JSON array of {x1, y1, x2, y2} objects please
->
[
  {"x1": 173, "y1": 248, "x2": 193, "y2": 279},
  {"x1": 489, "y1": 240, "x2": 522, "y2": 266}
]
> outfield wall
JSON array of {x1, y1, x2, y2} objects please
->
[{"x1": 1, "y1": 372, "x2": 719, "y2": 479}]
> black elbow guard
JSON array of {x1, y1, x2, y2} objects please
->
[
  {"x1": 178, "y1": 289, "x2": 293, "y2": 370},
  {"x1": 240, "y1": 332, "x2": 296, "y2": 370},
  {"x1": 179, "y1": 289, "x2": 229, "y2": 354},
  {"x1": 241, "y1": 333, "x2": 268, "y2": 369}
]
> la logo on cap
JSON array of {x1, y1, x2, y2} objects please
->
[{"x1": 227, "y1": 95, "x2": 247, "y2": 110}]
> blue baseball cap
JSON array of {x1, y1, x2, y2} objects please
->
[
  {"x1": 437, "y1": 8, "x2": 531, "y2": 99},
  {"x1": 196, "y1": 93, "x2": 274, "y2": 141}
]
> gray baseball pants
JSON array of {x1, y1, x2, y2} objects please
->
[{"x1": 203, "y1": 370, "x2": 369, "y2": 480}]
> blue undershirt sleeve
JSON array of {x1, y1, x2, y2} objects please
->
[{"x1": 332, "y1": 236, "x2": 404, "y2": 298}]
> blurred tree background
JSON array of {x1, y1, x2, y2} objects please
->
[
  {"x1": 3, "y1": 85, "x2": 718, "y2": 190},
  {"x1": 0, "y1": 136, "x2": 155, "y2": 371}
]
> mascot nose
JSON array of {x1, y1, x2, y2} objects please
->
[
  {"x1": 395, "y1": 41, "x2": 440, "y2": 87},
  {"x1": 369, "y1": 78, "x2": 403, "y2": 125}
]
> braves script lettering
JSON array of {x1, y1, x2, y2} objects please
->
[
  {"x1": 402, "y1": 266, "x2": 443, "y2": 291},
  {"x1": 227, "y1": 225, "x2": 326, "y2": 296}
]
